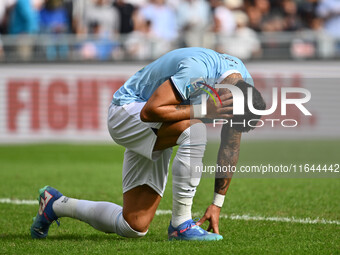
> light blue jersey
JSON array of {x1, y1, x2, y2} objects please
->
[{"x1": 112, "y1": 47, "x2": 253, "y2": 105}]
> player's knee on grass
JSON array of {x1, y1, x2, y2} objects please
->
[
  {"x1": 123, "y1": 212, "x2": 152, "y2": 234},
  {"x1": 117, "y1": 213, "x2": 148, "y2": 238}
]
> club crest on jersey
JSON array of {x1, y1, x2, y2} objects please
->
[{"x1": 187, "y1": 78, "x2": 206, "y2": 97}]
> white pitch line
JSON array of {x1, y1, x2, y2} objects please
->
[
  {"x1": 1, "y1": 198, "x2": 339, "y2": 225},
  {"x1": 157, "y1": 211, "x2": 340, "y2": 225},
  {"x1": 0, "y1": 198, "x2": 38, "y2": 205},
  {"x1": 218, "y1": 214, "x2": 340, "y2": 225}
]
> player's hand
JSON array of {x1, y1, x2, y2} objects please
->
[
  {"x1": 206, "y1": 91, "x2": 233, "y2": 119},
  {"x1": 196, "y1": 204, "x2": 221, "y2": 234}
]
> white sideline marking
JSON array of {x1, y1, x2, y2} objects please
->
[
  {"x1": 1, "y1": 198, "x2": 339, "y2": 225},
  {"x1": 155, "y1": 210, "x2": 340, "y2": 225},
  {"x1": 218, "y1": 214, "x2": 340, "y2": 225},
  {"x1": 0, "y1": 198, "x2": 38, "y2": 205}
]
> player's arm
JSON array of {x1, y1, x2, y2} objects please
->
[
  {"x1": 197, "y1": 126, "x2": 241, "y2": 234},
  {"x1": 140, "y1": 79, "x2": 233, "y2": 123},
  {"x1": 197, "y1": 73, "x2": 243, "y2": 234},
  {"x1": 214, "y1": 73, "x2": 243, "y2": 197},
  {"x1": 215, "y1": 125, "x2": 241, "y2": 195},
  {"x1": 140, "y1": 80, "x2": 190, "y2": 122}
]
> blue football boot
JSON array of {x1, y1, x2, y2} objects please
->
[
  {"x1": 30, "y1": 186, "x2": 63, "y2": 238},
  {"x1": 168, "y1": 219, "x2": 223, "y2": 241}
]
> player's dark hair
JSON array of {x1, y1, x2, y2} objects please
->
[{"x1": 231, "y1": 80, "x2": 266, "y2": 133}]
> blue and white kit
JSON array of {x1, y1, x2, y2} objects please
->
[
  {"x1": 112, "y1": 47, "x2": 253, "y2": 106},
  {"x1": 108, "y1": 47, "x2": 253, "y2": 196}
]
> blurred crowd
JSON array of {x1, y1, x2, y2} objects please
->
[{"x1": 0, "y1": 0, "x2": 339, "y2": 61}]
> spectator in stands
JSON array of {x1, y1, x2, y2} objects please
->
[
  {"x1": 317, "y1": 0, "x2": 340, "y2": 39},
  {"x1": 138, "y1": 0, "x2": 178, "y2": 57},
  {"x1": 113, "y1": 0, "x2": 135, "y2": 35},
  {"x1": 245, "y1": 0, "x2": 273, "y2": 32},
  {"x1": 8, "y1": 0, "x2": 40, "y2": 34},
  {"x1": 39, "y1": 0, "x2": 70, "y2": 33},
  {"x1": 298, "y1": 0, "x2": 320, "y2": 30},
  {"x1": 0, "y1": 0, "x2": 16, "y2": 34},
  {"x1": 222, "y1": 10, "x2": 261, "y2": 59},
  {"x1": 254, "y1": 0, "x2": 270, "y2": 17},
  {"x1": 72, "y1": 0, "x2": 88, "y2": 34},
  {"x1": 39, "y1": 0, "x2": 70, "y2": 60},
  {"x1": 62, "y1": 0, "x2": 74, "y2": 33},
  {"x1": 317, "y1": 0, "x2": 340, "y2": 55},
  {"x1": 176, "y1": 0, "x2": 211, "y2": 47},
  {"x1": 211, "y1": 0, "x2": 236, "y2": 53},
  {"x1": 225, "y1": 0, "x2": 244, "y2": 11},
  {"x1": 245, "y1": 5, "x2": 263, "y2": 32},
  {"x1": 280, "y1": 0, "x2": 302, "y2": 31},
  {"x1": 8, "y1": 0, "x2": 43, "y2": 60},
  {"x1": 211, "y1": 0, "x2": 236, "y2": 36},
  {"x1": 0, "y1": 0, "x2": 15, "y2": 59},
  {"x1": 125, "y1": 17, "x2": 153, "y2": 60},
  {"x1": 84, "y1": 0, "x2": 120, "y2": 37},
  {"x1": 79, "y1": 20, "x2": 119, "y2": 60},
  {"x1": 261, "y1": 15, "x2": 285, "y2": 32},
  {"x1": 0, "y1": 0, "x2": 336, "y2": 61},
  {"x1": 140, "y1": 0, "x2": 178, "y2": 42}
]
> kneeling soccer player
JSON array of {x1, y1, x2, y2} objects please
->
[{"x1": 31, "y1": 47, "x2": 266, "y2": 241}]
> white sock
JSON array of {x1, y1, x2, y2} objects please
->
[
  {"x1": 53, "y1": 196, "x2": 147, "y2": 237},
  {"x1": 53, "y1": 196, "x2": 78, "y2": 218},
  {"x1": 171, "y1": 123, "x2": 206, "y2": 227}
]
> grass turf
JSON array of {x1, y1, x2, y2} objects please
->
[{"x1": 0, "y1": 141, "x2": 339, "y2": 254}]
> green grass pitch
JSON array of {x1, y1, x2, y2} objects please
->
[{"x1": 0, "y1": 140, "x2": 339, "y2": 254}]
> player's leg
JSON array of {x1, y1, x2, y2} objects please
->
[
  {"x1": 31, "y1": 185, "x2": 159, "y2": 238},
  {"x1": 31, "y1": 102, "x2": 167, "y2": 239},
  {"x1": 156, "y1": 120, "x2": 205, "y2": 225},
  {"x1": 52, "y1": 185, "x2": 160, "y2": 236},
  {"x1": 30, "y1": 186, "x2": 148, "y2": 238},
  {"x1": 31, "y1": 146, "x2": 172, "y2": 239},
  {"x1": 155, "y1": 119, "x2": 223, "y2": 240},
  {"x1": 120, "y1": 118, "x2": 221, "y2": 241},
  {"x1": 119, "y1": 146, "x2": 172, "y2": 233},
  {"x1": 122, "y1": 185, "x2": 161, "y2": 232},
  {"x1": 119, "y1": 120, "x2": 199, "y2": 233},
  {"x1": 121, "y1": 119, "x2": 205, "y2": 235},
  {"x1": 30, "y1": 103, "x2": 214, "y2": 240}
]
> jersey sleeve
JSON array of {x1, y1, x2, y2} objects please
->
[
  {"x1": 242, "y1": 66, "x2": 254, "y2": 86},
  {"x1": 170, "y1": 57, "x2": 208, "y2": 100}
]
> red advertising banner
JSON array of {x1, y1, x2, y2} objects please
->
[{"x1": 0, "y1": 63, "x2": 339, "y2": 143}]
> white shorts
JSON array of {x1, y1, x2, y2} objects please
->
[{"x1": 108, "y1": 102, "x2": 172, "y2": 197}]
